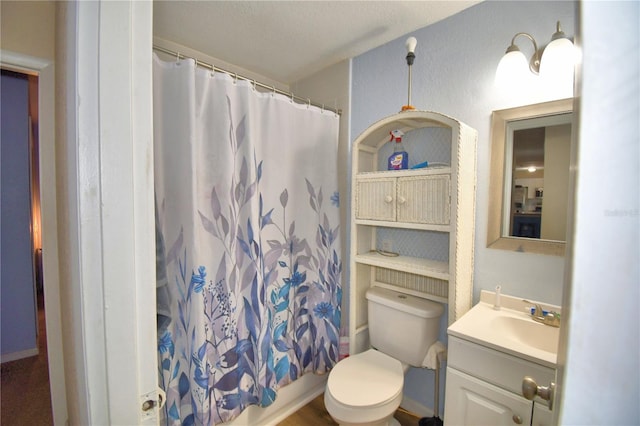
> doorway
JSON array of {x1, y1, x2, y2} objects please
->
[{"x1": 0, "y1": 68, "x2": 53, "y2": 424}]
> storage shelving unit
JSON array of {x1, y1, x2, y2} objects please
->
[{"x1": 349, "y1": 110, "x2": 477, "y2": 354}]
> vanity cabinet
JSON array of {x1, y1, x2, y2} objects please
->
[
  {"x1": 349, "y1": 111, "x2": 477, "y2": 353},
  {"x1": 446, "y1": 368, "x2": 533, "y2": 425},
  {"x1": 444, "y1": 336, "x2": 555, "y2": 426}
]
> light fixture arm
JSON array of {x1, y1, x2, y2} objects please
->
[
  {"x1": 406, "y1": 54, "x2": 414, "y2": 107},
  {"x1": 507, "y1": 32, "x2": 541, "y2": 74},
  {"x1": 549, "y1": 21, "x2": 566, "y2": 42},
  {"x1": 403, "y1": 37, "x2": 417, "y2": 111}
]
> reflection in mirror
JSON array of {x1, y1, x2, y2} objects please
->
[
  {"x1": 487, "y1": 98, "x2": 573, "y2": 256},
  {"x1": 505, "y1": 115, "x2": 572, "y2": 240}
]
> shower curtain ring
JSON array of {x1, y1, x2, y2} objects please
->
[
  {"x1": 271, "y1": 86, "x2": 276, "y2": 97},
  {"x1": 234, "y1": 73, "x2": 238, "y2": 84},
  {"x1": 307, "y1": 99, "x2": 311, "y2": 109},
  {"x1": 291, "y1": 93, "x2": 294, "y2": 103}
]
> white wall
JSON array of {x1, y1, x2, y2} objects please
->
[
  {"x1": 558, "y1": 1, "x2": 639, "y2": 423},
  {"x1": 350, "y1": 0, "x2": 576, "y2": 415}
]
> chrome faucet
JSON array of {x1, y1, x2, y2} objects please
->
[{"x1": 524, "y1": 300, "x2": 561, "y2": 328}]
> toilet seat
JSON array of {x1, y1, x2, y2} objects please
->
[
  {"x1": 327, "y1": 349, "x2": 404, "y2": 407},
  {"x1": 325, "y1": 349, "x2": 404, "y2": 425}
]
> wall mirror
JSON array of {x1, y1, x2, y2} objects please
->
[{"x1": 487, "y1": 98, "x2": 573, "y2": 256}]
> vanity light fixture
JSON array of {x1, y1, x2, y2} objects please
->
[{"x1": 496, "y1": 21, "x2": 576, "y2": 88}]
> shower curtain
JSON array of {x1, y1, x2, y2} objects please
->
[{"x1": 153, "y1": 54, "x2": 342, "y2": 425}]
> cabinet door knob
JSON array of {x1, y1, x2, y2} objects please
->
[
  {"x1": 397, "y1": 196, "x2": 407, "y2": 204},
  {"x1": 512, "y1": 415, "x2": 523, "y2": 424},
  {"x1": 384, "y1": 195, "x2": 393, "y2": 203},
  {"x1": 522, "y1": 376, "x2": 556, "y2": 410}
]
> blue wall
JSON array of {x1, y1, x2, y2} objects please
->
[
  {"x1": 350, "y1": 0, "x2": 576, "y2": 415},
  {"x1": 1, "y1": 71, "x2": 38, "y2": 359}
]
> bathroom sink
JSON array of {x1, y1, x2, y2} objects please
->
[
  {"x1": 447, "y1": 291, "x2": 561, "y2": 367},
  {"x1": 491, "y1": 315, "x2": 559, "y2": 354}
]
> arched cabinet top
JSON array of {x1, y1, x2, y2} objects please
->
[{"x1": 353, "y1": 110, "x2": 465, "y2": 151}]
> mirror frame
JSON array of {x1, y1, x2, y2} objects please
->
[{"x1": 487, "y1": 98, "x2": 573, "y2": 256}]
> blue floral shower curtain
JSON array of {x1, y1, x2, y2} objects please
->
[{"x1": 153, "y1": 55, "x2": 342, "y2": 425}]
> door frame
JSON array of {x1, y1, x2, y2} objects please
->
[{"x1": 64, "y1": 1, "x2": 159, "y2": 423}]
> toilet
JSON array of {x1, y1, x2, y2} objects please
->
[{"x1": 324, "y1": 286, "x2": 444, "y2": 426}]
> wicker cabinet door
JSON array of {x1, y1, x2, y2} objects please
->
[
  {"x1": 397, "y1": 175, "x2": 450, "y2": 224},
  {"x1": 355, "y1": 178, "x2": 396, "y2": 221}
]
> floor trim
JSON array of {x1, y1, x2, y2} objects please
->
[{"x1": 1, "y1": 348, "x2": 39, "y2": 363}]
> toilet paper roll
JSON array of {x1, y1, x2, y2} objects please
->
[{"x1": 422, "y1": 341, "x2": 446, "y2": 370}]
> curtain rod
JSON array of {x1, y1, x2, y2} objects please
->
[{"x1": 153, "y1": 45, "x2": 341, "y2": 116}]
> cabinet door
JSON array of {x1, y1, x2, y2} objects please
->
[
  {"x1": 355, "y1": 178, "x2": 396, "y2": 221},
  {"x1": 397, "y1": 175, "x2": 450, "y2": 224},
  {"x1": 532, "y1": 402, "x2": 553, "y2": 426},
  {"x1": 444, "y1": 368, "x2": 533, "y2": 426}
]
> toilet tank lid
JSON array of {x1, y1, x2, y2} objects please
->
[{"x1": 366, "y1": 287, "x2": 444, "y2": 318}]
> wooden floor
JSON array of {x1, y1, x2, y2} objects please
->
[{"x1": 278, "y1": 393, "x2": 422, "y2": 426}]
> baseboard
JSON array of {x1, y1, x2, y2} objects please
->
[
  {"x1": 1, "y1": 347, "x2": 39, "y2": 363},
  {"x1": 225, "y1": 373, "x2": 328, "y2": 426},
  {"x1": 264, "y1": 377, "x2": 327, "y2": 425},
  {"x1": 401, "y1": 395, "x2": 433, "y2": 419}
]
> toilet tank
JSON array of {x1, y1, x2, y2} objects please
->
[{"x1": 366, "y1": 287, "x2": 444, "y2": 367}]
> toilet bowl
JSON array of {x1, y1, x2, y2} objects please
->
[
  {"x1": 324, "y1": 349, "x2": 404, "y2": 426},
  {"x1": 324, "y1": 287, "x2": 444, "y2": 426}
]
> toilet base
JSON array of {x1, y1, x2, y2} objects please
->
[{"x1": 333, "y1": 415, "x2": 400, "y2": 426}]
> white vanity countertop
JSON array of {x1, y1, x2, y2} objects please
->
[{"x1": 448, "y1": 291, "x2": 560, "y2": 368}]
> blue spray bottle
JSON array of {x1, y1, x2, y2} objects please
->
[{"x1": 387, "y1": 129, "x2": 408, "y2": 170}]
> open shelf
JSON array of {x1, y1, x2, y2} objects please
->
[{"x1": 354, "y1": 251, "x2": 449, "y2": 281}]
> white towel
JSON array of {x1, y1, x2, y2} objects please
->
[{"x1": 422, "y1": 341, "x2": 446, "y2": 369}]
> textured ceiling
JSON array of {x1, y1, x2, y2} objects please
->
[{"x1": 153, "y1": 1, "x2": 480, "y2": 85}]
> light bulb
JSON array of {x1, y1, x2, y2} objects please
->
[
  {"x1": 540, "y1": 21, "x2": 576, "y2": 96},
  {"x1": 406, "y1": 37, "x2": 417, "y2": 54},
  {"x1": 495, "y1": 48, "x2": 529, "y2": 87},
  {"x1": 540, "y1": 37, "x2": 576, "y2": 90}
]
